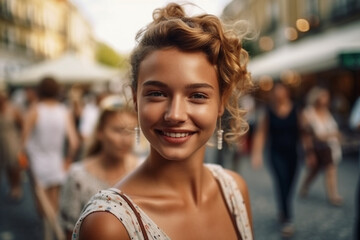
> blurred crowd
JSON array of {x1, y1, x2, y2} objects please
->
[
  {"x1": 0, "y1": 76, "x2": 359, "y2": 240},
  {"x1": 0, "y1": 77, "x2": 147, "y2": 240},
  {"x1": 205, "y1": 82, "x2": 360, "y2": 238}
]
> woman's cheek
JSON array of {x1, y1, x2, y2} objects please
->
[
  {"x1": 189, "y1": 105, "x2": 218, "y2": 129},
  {"x1": 139, "y1": 102, "x2": 163, "y2": 126}
]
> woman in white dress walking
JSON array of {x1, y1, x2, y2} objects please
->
[{"x1": 23, "y1": 77, "x2": 78, "y2": 212}]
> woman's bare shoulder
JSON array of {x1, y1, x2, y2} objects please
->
[
  {"x1": 224, "y1": 169, "x2": 253, "y2": 229},
  {"x1": 78, "y1": 211, "x2": 129, "y2": 240},
  {"x1": 224, "y1": 169, "x2": 248, "y2": 195}
]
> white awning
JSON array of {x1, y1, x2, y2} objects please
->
[
  {"x1": 8, "y1": 52, "x2": 120, "y2": 86},
  {"x1": 248, "y1": 20, "x2": 360, "y2": 79}
]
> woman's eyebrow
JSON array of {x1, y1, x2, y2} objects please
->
[
  {"x1": 142, "y1": 80, "x2": 167, "y2": 88},
  {"x1": 185, "y1": 83, "x2": 214, "y2": 90},
  {"x1": 142, "y1": 81, "x2": 214, "y2": 90}
]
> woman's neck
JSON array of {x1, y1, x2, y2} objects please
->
[
  {"x1": 88, "y1": 153, "x2": 128, "y2": 185},
  {"x1": 41, "y1": 99, "x2": 58, "y2": 105},
  {"x1": 314, "y1": 105, "x2": 328, "y2": 114},
  {"x1": 98, "y1": 152, "x2": 126, "y2": 169},
  {"x1": 142, "y1": 147, "x2": 209, "y2": 206}
]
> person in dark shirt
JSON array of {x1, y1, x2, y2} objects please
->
[{"x1": 252, "y1": 82, "x2": 301, "y2": 237}]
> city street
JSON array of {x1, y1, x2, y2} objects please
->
[
  {"x1": 0, "y1": 153, "x2": 358, "y2": 240},
  {"x1": 239, "y1": 154, "x2": 358, "y2": 240}
]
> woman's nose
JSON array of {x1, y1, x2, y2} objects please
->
[{"x1": 164, "y1": 96, "x2": 187, "y2": 123}]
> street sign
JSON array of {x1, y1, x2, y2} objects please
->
[{"x1": 339, "y1": 52, "x2": 360, "y2": 70}]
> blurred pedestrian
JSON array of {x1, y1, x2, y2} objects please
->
[
  {"x1": 22, "y1": 77, "x2": 79, "y2": 213},
  {"x1": 25, "y1": 87, "x2": 38, "y2": 108},
  {"x1": 73, "y1": 3, "x2": 253, "y2": 240},
  {"x1": 251, "y1": 82, "x2": 301, "y2": 237},
  {"x1": 349, "y1": 96, "x2": 360, "y2": 239},
  {"x1": 78, "y1": 91, "x2": 107, "y2": 158},
  {"x1": 238, "y1": 93, "x2": 256, "y2": 156},
  {"x1": 78, "y1": 92, "x2": 100, "y2": 144},
  {"x1": 0, "y1": 83, "x2": 24, "y2": 201},
  {"x1": 350, "y1": 96, "x2": 360, "y2": 132},
  {"x1": 60, "y1": 95, "x2": 139, "y2": 240},
  {"x1": 299, "y1": 87, "x2": 343, "y2": 206},
  {"x1": 68, "y1": 85, "x2": 84, "y2": 134}
]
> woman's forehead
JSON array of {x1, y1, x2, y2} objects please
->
[{"x1": 137, "y1": 48, "x2": 218, "y2": 88}]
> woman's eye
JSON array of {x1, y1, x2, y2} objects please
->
[
  {"x1": 191, "y1": 93, "x2": 208, "y2": 99},
  {"x1": 147, "y1": 91, "x2": 166, "y2": 97}
]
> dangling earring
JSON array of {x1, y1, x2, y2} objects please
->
[
  {"x1": 134, "y1": 126, "x2": 140, "y2": 146},
  {"x1": 217, "y1": 118, "x2": 224, "y2": 150}
]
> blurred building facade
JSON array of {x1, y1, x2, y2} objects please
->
[
  {"x1": 0, "y1": 0, "x2": 95, "y2": 82},
  {"x1": 222, "y1": 0, "x2": 360, "y2": 109}
]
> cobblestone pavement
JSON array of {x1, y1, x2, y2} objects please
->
[
  {"x1": 236, "y1": 154, "x2": 358, "y2": 240},
  {"x1": 0, "y1": 170, "x2": 43, "y2": 240}
]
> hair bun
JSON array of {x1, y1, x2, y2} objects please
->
[{"x1": 153, "y1": 3, "x2": 185, "y2": 23}]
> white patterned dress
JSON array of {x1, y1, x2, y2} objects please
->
[{"x1": 73, "y1": 164, "x2": 253, "y2": 240}]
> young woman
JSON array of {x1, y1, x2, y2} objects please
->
[
  {"x1": 73, "y1": 3, "x2": 253, "y2": 240},
  {"x1": 0, "y1": 85, "x2": 23, "y2": 201},
  {"x1": 60, "y1": 95, "x2": 139, "y2": 240},
  {"x1": 299, "y1": 87, "x2": 343, "y2": 206}
]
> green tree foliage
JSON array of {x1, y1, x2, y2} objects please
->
[{"x1": 95, "y1": 42, "x2": 128, "y2": 70}]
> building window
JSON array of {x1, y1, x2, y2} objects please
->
[{"x1": 331, "y1": 0, "x2": 360, "y2": 20}]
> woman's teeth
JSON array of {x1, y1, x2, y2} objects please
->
[{"x1": 163, "y1": 132, "x2": 190, "y2": 138}]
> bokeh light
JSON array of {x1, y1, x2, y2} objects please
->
[
  {"x1": 259, "y1": 36, "x2": 274, "y2": 51},
  {"x1": 296, "y1": 18, "x2": 310, "y2": 32},
  {"x1": 284, "y1": 27, "x2": 298, "y2": 41}
]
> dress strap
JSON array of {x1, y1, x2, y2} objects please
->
[
  {"x1": 206, "y1": 164, "x2": 253, "y2": 240},
  {"x1": 109, "y1": 189, "x2": 149, "y2": 240}
]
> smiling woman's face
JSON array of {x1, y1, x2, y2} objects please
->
[{"x1": 135, "y1": 48, "x2": 224, "y2": 161}]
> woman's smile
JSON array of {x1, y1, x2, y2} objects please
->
[{"x1": 156, "y1": 129, "x2": 197, "y2": 144}]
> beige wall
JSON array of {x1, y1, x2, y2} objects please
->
[{"x1": 0, "y1": 0, "x2": 95, "y2": 60}]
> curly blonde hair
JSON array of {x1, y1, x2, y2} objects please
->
[{"x1": 130, "y1": 3, "x2": 253, "y2": 143}]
